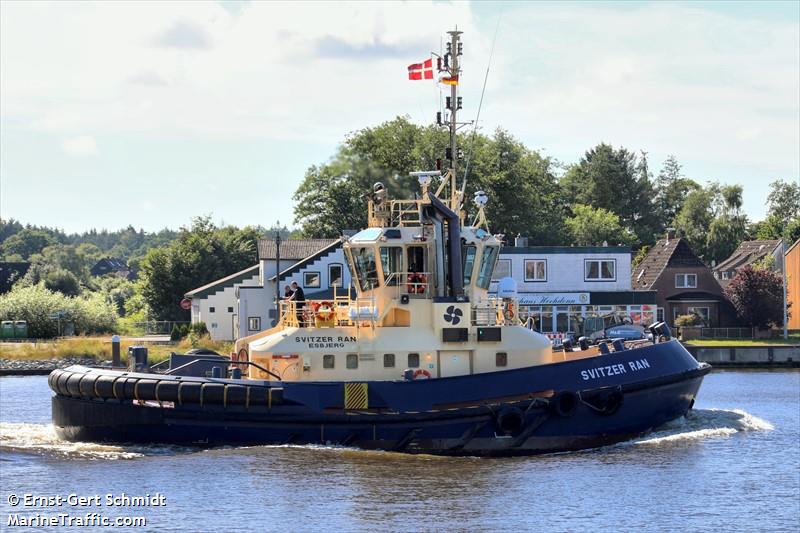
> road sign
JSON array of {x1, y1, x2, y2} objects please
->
[{"x1": 180, "y1": 298, "x2": 192, "y2": 310}]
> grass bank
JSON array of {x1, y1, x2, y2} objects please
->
[
  {"x1": 685, "y1": 337, "x2": 800, "y2": 347},
  {"x1": 0, "y1": 336, "x2": 234, "y2": 365}
]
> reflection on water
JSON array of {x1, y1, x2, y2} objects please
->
[{"x1": 0, "y1": 372, "x2": 798, "y2": 532}]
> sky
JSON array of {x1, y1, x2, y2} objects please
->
[{"x1": 1, "y1": 0, "x2": 798, "y2": 234}]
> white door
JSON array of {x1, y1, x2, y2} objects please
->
[{"x1": 438, "y1": 351, "x2": 471, "y2": 377}]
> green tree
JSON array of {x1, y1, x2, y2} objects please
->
[
  {"x1": 139, "y1": 217, "x2": 259, "y2": 320},
  {"x1": 754, "y1": 180, "x2": 800, "y2": 241},
  {"x1": 652, "y1": 155, "x2": 702, "y2": 229},
  {"x1": 706, "y1": 185, "x2": 748, "y2": 265},
  {"x1": 725, "y1": 265, "x2": 784, "y2": 330},
  {"x1": 0, "y1": 228, "x2": 56, "y2": 260},
  {"x1": 560, "y1": 144, "x2": 658, "y2": 246},
  {"x1": 292, "y1": 117, "x2": 566, "y2": 243},
  {"x1": 565, "y1": 204, "x2": 633, "y2": 246}
]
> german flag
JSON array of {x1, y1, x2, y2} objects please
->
[{"x1": 440, "y1": 75, "x2": 459, "y2": 86}]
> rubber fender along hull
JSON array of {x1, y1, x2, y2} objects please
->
[{"x1": 51, "y1": 368, "x2": 709, "y2": 457}]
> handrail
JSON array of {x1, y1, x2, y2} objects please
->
[{"x1": 164, "y1": 357, "x2": 282, "y2": 381}]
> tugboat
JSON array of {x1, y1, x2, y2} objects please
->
[{"x1": 49, "y1": 29, "x2": 710, "y2": 456}]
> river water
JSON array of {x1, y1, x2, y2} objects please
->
[{"x1": 0, "y1": 371, "x2": 797, "y2": 532}]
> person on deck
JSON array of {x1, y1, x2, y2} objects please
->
[
  {"x1": 289, "y1": 281, "x2": 306, "y2": 326},
  {"x1": 283, "y1": 285, "x2": 293, "y2": 300}
]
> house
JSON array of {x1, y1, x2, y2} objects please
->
[
  {"x1": 0, "y1": 262, "x2": 30, "y2": 294},
  {"x1": 185, "y1": 238, "x2": 347, "y2": 341},
  {"x1": 90, "y1": 257, "x2": 135, "y2": 280},
  {"x1": 786, "y1": 238, "x2": 799, "y2": 331},
  {"x1": 632, "y1": 236, "x2": 736, "y2": 327},
  {"x1": 491, "y1": 244, "x2": 656, "y2": 339},
  {"x1": 713, "y1": 239, "x2": 783, "y2": 287}
]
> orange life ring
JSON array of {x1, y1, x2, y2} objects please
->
[
  {"x1": 416, "y1": 274, "x2": 427, "y2": 294},
  {"x1": 412, "y1": 368, "x2": 432, "y2": 380},
  {"x1": 407, "y1": 273, "x2": 419, "y2": 294},
  {"x1": 314, "y1": 301, "x2": 334, "y2": 321},
  {"x1": 503, "y1": 302, "x2": 515, "y2": 321}
]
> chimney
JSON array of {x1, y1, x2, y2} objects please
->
[
  {"x1": 665, "y1": 228, "x2": 676, "y2": 243},
  {"x1": 514, "y1": 235, "x2": 528, "y2": 247}
]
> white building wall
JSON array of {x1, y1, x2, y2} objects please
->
[{"x1": 192, "y1": 271, "x2": 261, "y2": 341}]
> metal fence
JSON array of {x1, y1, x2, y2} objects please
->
[
  {"x1": 700, "y1": 327, "x2": 755, "y2": 339},
  {"x1": 129, "y1": 321, "x2": 191, "y2": 336}
]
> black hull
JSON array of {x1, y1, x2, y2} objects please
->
[{"x1": 51, "y1": 356, "x2": 709, "y2": 456}]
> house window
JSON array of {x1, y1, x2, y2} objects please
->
[
  {"x1": 585, "y1": 259, "x2": 616, "y2": 281},
  {"x1": 304, "y1": 271, "x2": 321, "y2": 288},
  {"x1": 688, "y1": 306, "x2": 710, "y2": 325},
  {"x1": 227, "y1": 307, "x2": 234, "y2": 313},
  {"x1": 247, "y1": 317, "x2": 261, "y2": 331},
  {"x1": 408, "y1": 353, "x2": 420, "y2": 368},
  {"x1": 323, "y1": 354, "x2": 335, "y2": 369},
  {"x1": 492, "y1": 259, "x2": 511, "y2": 281},
  {"x1": 496, "y1": 352, "x2": 508, "y2": 367},
  {"x1": 657, "y1": 307, "x2": 665, "y2": 323},
  {"x1": 329, "y1": 264, "x2": 343, "y2": 287},
  {"x1": 524, "y1": 259, "x2": 546, "y2": 282},
  {"x1": 383, "y1": 353, "x2": 395, "y2": 368},
  {"x1": 721, "y1": 271, "x2": 730, "y2": 280},
  {"x1": 209, "y1": 307, "x2": 216, "y2": 313},
  {"x1": 346, "y1": 354, "x2": 358, "y2": 369},
  {"x1": 675, "y1": 273, "x2": 698, "y2": 288}
]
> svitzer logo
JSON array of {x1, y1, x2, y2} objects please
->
[{"x1": 443, "y1": 305, "x2": 463, "y2": 325}]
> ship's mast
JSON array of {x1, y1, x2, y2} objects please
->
[{"x1": 439, "y1": 29, "x2": 463, "y2": 212}]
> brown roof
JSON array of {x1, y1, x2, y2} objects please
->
[
  {"x1": 632, "y1": 238, "x2": 706, "y2": 289},
  {"x1": 713, "y1": 239, "x2": 781, "y2": 273},
  {"x1": 257, "y1": 238, "x2": 339, "y2": 260}
]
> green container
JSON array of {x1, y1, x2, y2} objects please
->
[
  {"x1": 13, "y1": 321, "x2": 27, "y2": 339},
  {"x1": 0, "y1": 321, "x2": 13, "y2": 339}
]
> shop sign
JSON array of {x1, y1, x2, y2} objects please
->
[{"x1": 517, "y1": 293, "x2": 590, "y2": 305}]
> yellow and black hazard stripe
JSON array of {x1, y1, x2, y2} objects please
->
[{"x1": 344, "y1": 383, "x2": 368, "y2": 410}]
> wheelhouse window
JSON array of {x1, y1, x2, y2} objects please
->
[
  {"x1": 476, "y1": 246, "x2": 499, "y2": 289},
  {"x1": 462, "y1": 245, "x2": 477, "y2": 286},
  {"x1": 383, "y1": 353, "x2": 395, "y2": 368},
  {"x1": 352, "y1": 247, "x2": 379, "y2": 291},
  {"x1": 585, "y1": 259, "x2": 616, "y2": 281},
  {"x1": 380, "y1": 247, "x2": 403, "y2": 286},
  {"x1": 329, "y1": 264, "x2": 343, "y2": 287},
  {"x1": 346, "y1": 354, "x2": 358, "y2": 369},
  {"x1": 304, "y1": 271, "x2": 321, "y2": 288},
  {"x1": 248, "y1": 317, "x2": 261, "y2": 331},
  {"x1": 492, "y1": 259, "x2": 511, "y2": 282},
  {"x1": 524, "y1": 259, "x2": 546, "y2": 282},
  {"x1": 675, "y1": 273, "x2": 698, "y2": 288},
  {"x1": 323, "y1": 354, "x2": 335, "y2": 369},
  {"x1": 407, "y1": 353, "x2": 420, "y2": 368},
  {"x1": 407, "y1": 246, "x2": 425, "y2": 273}
]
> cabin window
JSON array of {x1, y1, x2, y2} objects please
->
[
  {"x1": 585, "y1": 259, "x2": 616, "y2": 281},
  {"x1": 476, "y1": 246, "x2": 499, "y2": 289},
  {"x1": 675, "y1": 273, "x2": 698, "y2": 288},
  {"x1": 492, "y1": 259, "x2": 511, "y2": 282},
  {"x1": 248, "y1": 317, "x2": 261, "y2": 331},
  {"x1": 496, "y1": 352, "x2": 508, "y2": 367},
  {"x1": 209, "y1": 307, "x2": 216, "y2": 313},
  {"x1": 463, "y1": 245, "x2": 477, "y2": 285},
  {"x1": 525, "y1": 259, "x2": 547, "y2": 282},
  {"x1": 353, "y1": 247, "x2": 379, "y2": 291},
  {"x1": 383, "y1": 353, "x2": 395, "y2": 368},
  {"x1": 408, "y1": 353, "x2": 420, "y2": 368},
  {"x1": 380, "y1": 247, "x2": 403, "y2": 286},
  {"x1": 227, "y1": 307, "x2": 234, "y2": 313},
  {"x1": 323, "y1": 354, "x2": 335, "y2": 369},
  {"x1": 304, "y1": 271, "x2": 321, "y2": 288},
  {"x1": 329, "y1": 264, "x2": 343, "y2": 287},
  {"x1": 346, "y1": 353, "x2": 358, "y2": 369},
  {"x1": 407, "y1": 246, "x2": 425, "y2": 273}
]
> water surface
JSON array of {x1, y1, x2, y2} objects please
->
[{"x1": 1, "y1": 371, "x2": 797, "y2": 532}]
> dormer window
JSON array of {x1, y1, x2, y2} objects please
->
[{"x1": 675, "y1": 273, "x2": 697, "y2": 288}]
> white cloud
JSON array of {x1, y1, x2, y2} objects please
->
[{"x1": 61, "y1": 135, "x2": 97, "y2": 156}]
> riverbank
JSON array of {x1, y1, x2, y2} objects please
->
[{"x1": 0, "y1": 336, "x2": 233, "y2": 375}]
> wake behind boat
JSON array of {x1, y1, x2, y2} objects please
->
[{"x1": 49, "y1": 29, "x2": 710, "y2": 456}]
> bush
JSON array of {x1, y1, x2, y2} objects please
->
[
  {"x1": 190, "y1": 322, "x2": 209, "y2": 336},
  {"x1": 675, "y1": 314, "x2": 703, "y2": 327},
  {"x1": 0, "y1": 284, "x2": 117, "y2": 338},
  {"x1": 170, "y1": 324, "x2": 182, "y2": 342}
]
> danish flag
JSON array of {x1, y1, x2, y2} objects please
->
[{"x1": 408, "y1": 58, "x2": 434, "y2": 80}]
